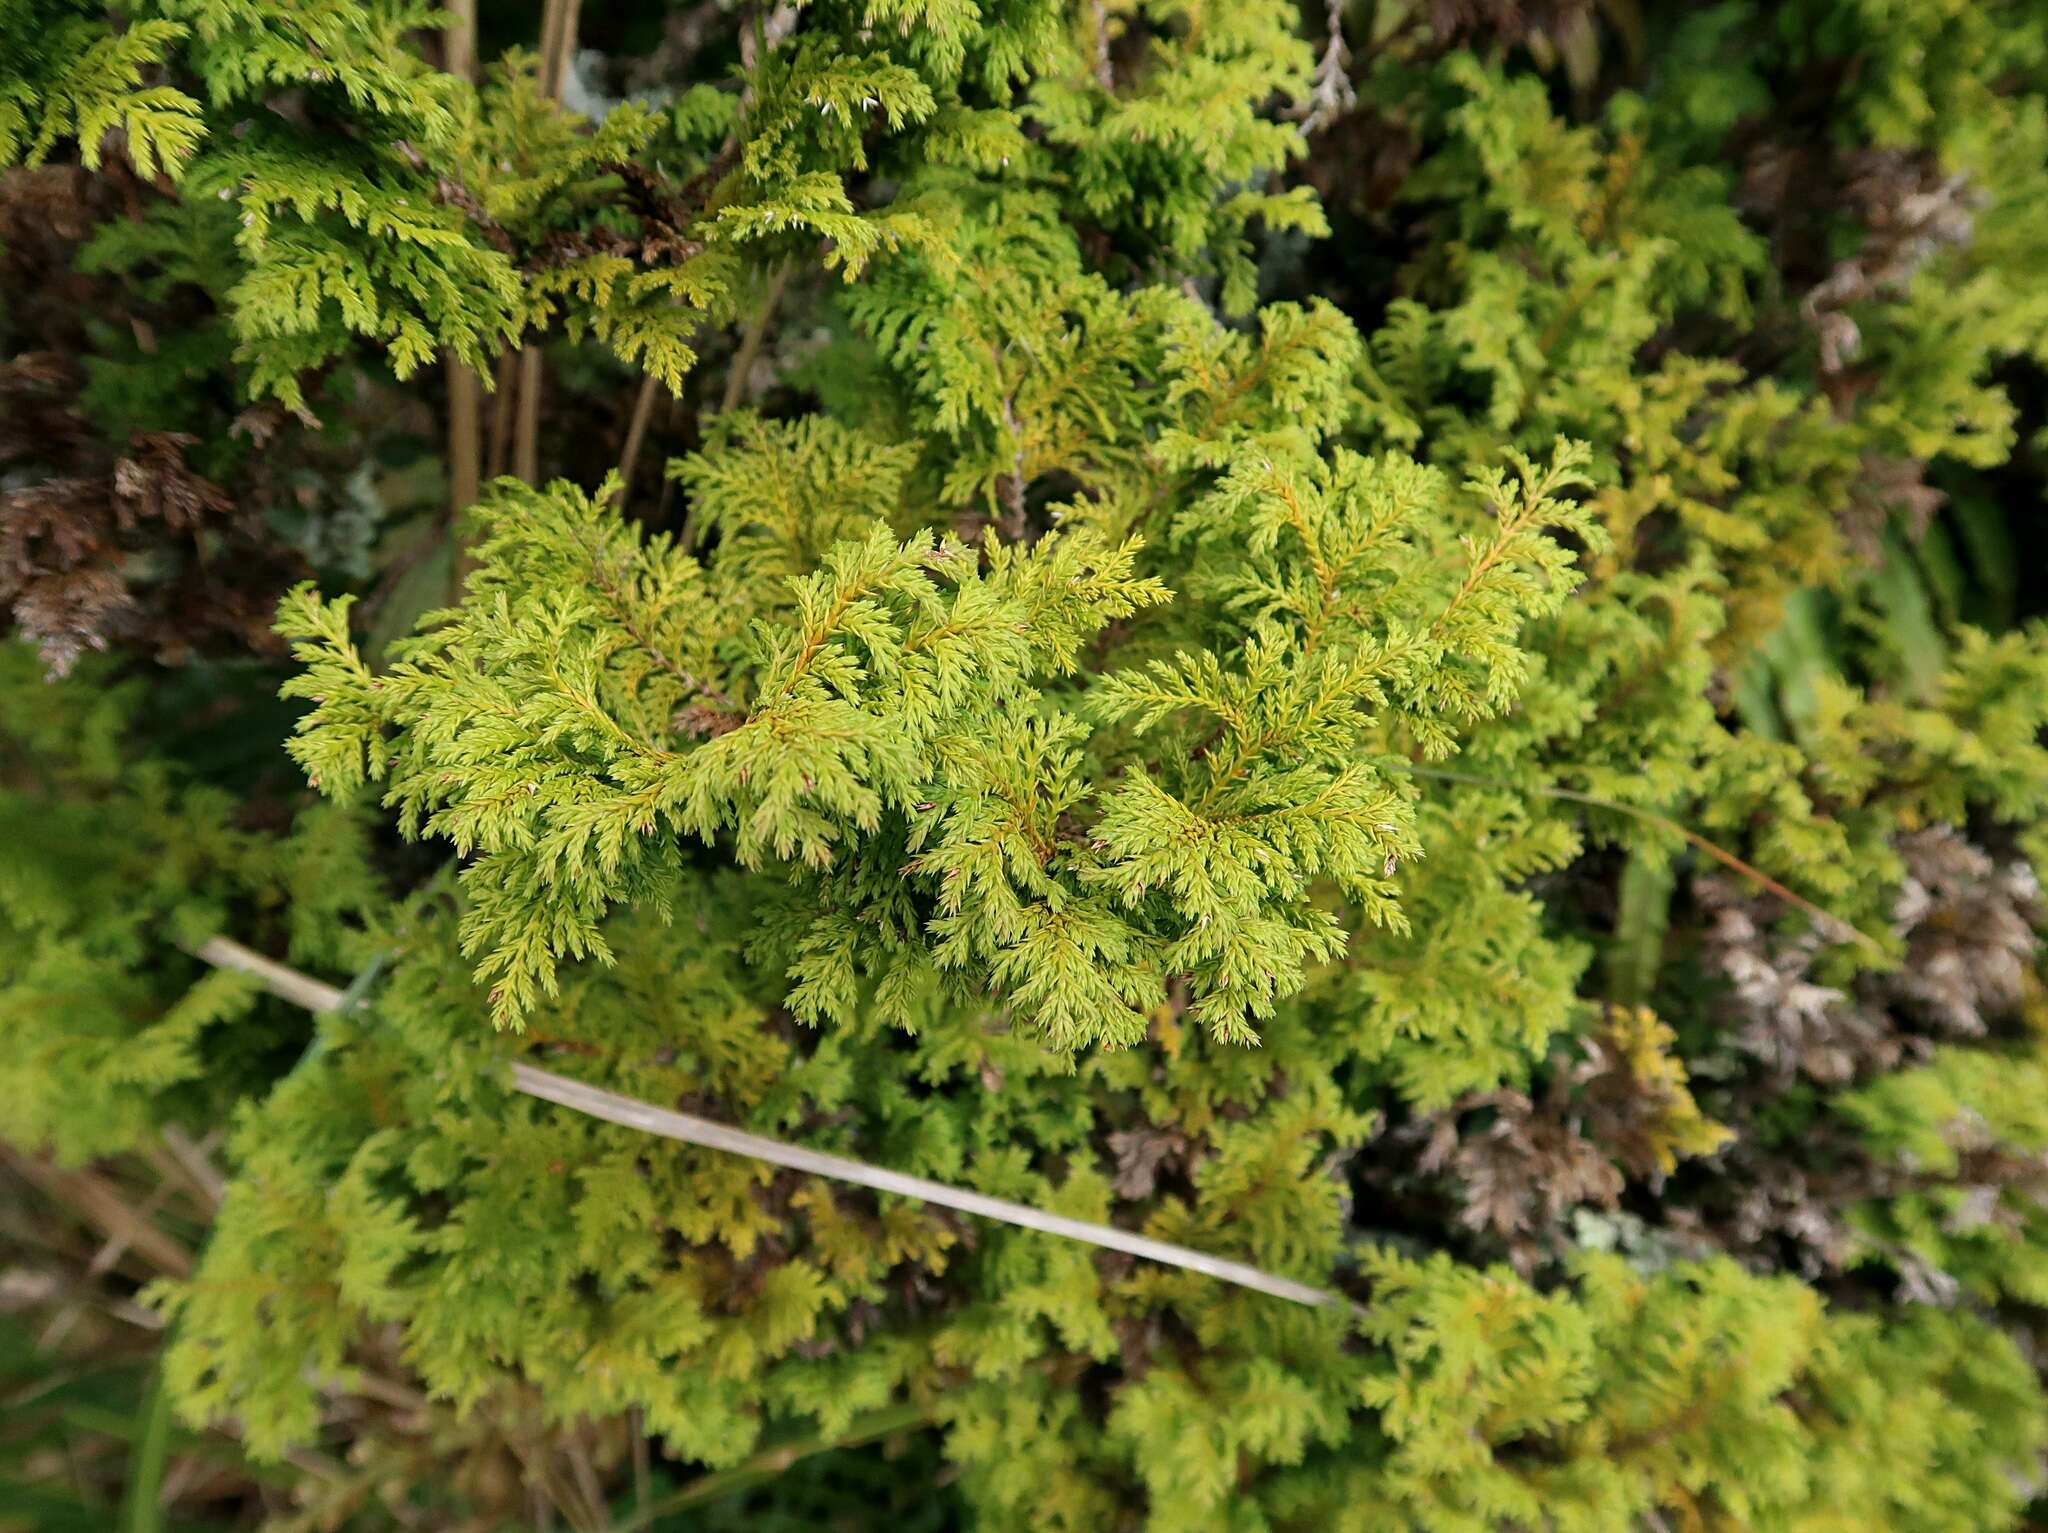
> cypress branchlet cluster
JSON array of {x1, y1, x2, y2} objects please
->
[{"x1": 4, "y1": 1, "x2": 2048, "y2": 1528}]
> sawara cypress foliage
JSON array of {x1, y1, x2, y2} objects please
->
[{"x1": 5, "y1": 1, "x2": 2048, "y2": 1529}]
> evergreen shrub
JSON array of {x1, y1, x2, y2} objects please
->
[{"x1": 4, "y1": 0, "x2": 2048, "y2": 1527}]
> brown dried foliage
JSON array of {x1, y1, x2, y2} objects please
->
[
  {"x1": 1680, "y1": 827, "x2": 2044, "y2": 1285},
  {"x1": 1742, "y1": 142, "x2": 1980, "y2": 410},
  {"x1": 1409, "y1": 1008, "x2": 1727, "y2": 1272},
  {"x1": 1, "y1": 358, "x2": 296, "y2": 672},
  {"x1": 1735, "y1": 142, "x2": 1980, "y2": 557},
  {"x1": 1422, "y1": 0, "x2": 1595, "y2": 47},
  {"x1": 1700, "y1": 826, "x2": 2040, "y2": 1087},
  {"x1": 0, "y1": 168, "x2": 303, "y2": 671}
]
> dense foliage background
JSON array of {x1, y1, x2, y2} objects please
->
[{"x1": 4, "y1": 0, "x2": 2048, "y2": 1528}]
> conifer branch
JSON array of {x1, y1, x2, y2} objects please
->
[
  {"x1": 718, "y1": 261, "x2": 789, "y2": 416},
  {"x1": 513, "y1": 345, "x2": 545, "y2": 487},
  {"x1": 612, "y1": 372, "x2": 666, "y2": 509},
  {"x1": 192, "y1": 936, "x2": 348, "y2": 1012},
  {"x1": 443, "y1": 0, "x2": 482, "y2": 589},
  {"x1": 486, "y1": 351, "x2": 519, "y2": 481},
  {"x1": 186, "y1": 938, "x2": 1343, "y2": 1309},
  {"x1": 604, "y1": 1401, "x2": 932, "y2": 1530},
  {"x1": 0, "y1": 1145, "x2": 193, "y2": 1279},
  {"x1": 510, "y1": 0, "x2": 582, "y2": 490},
  {"x1": 1400, "y1": 766, "x2": 1884, "y2": 953},
  {"x1": 511, "y1": 1062, "x2": 1341, "y2": 1306},
  {"x1": 447, "y1": 359, "x2": 483, "y2": 565}
]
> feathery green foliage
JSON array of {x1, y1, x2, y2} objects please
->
[{"x1": 5, "y1": 0, "x2": 2048, "y2": 1528}]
